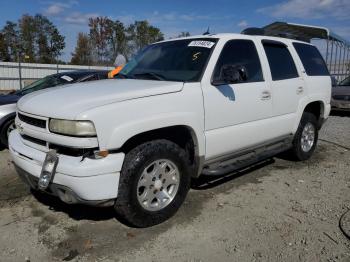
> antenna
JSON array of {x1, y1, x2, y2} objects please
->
[{"x1": 203, "y1": 27, "x2": 210, "y2": 35}]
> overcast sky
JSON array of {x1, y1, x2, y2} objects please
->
[{"x1": 0, "y1": 0, "x2": 349, "y2": 61}]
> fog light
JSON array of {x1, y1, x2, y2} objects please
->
[{"x1": 38, "y1": 150, "x2": 59, "y2": 190}]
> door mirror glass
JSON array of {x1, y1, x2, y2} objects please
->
[{"x1": 212, "y1": 64, "x2": 248, "y2": 86}]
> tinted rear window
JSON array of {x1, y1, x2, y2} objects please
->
[
  {"x1": 293, "y1": 43, "x2": 329, "y2": 76},
  {"x1": 263, "y1": 41, "x2": 299, "y2": 81}
]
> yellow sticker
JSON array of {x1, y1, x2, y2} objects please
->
[{"x1": 192, "y1": 52, "x2": 201, "y2": 61}]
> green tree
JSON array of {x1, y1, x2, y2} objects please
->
[
  {"x1": 88, "y1": 16, "x2": 111, "y2": 65},
  {"x1": 109, "y1": 20, "x2": 128, "y2": 61},
  {"x1": 2, "y1": 21, "x2": 20, "y2": 61},
  {"x1": 127, "y1": 21, "x2": 164, "y2": 51},
  {"x1": 0, "y1": 14, "x2": 65, "y2": 63},
  {"x1": 85, "y1": 17, "x2": 164, "y2": 65},
  {"x1": 19, "y1": 14, "x2": 36, "y2": 62},
  {"x1": 48, "y1": 27, "x2": 65, "y2": 62},
  {"x1": 34, "y1": 14, "x2": 65, "y2": 63},
  {"x1": 71, "y1": 32, "x2": 92, "y2": 65},
  {"x1": 0, "y1": 32, "x2": 10, "y2": 61}
]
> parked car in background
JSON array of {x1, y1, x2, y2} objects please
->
[
  {"x1": 0, "y1": 70, "x2": 108, "y2": 148},
  {"x1": 331, "y1": 76, "x2": 350, "y2": 111}
]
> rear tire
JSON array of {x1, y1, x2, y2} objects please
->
[
  {"x1": 288, "y1": 112, "x2": 318, "y2": 161},
  {"x1": 114, "y1": 139, "x2": 191, "y2": 227},
  {"x1": 0, "y1": 118, "x2": 15, "y2": 148}
]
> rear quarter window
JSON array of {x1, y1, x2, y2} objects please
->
[{"x1": 293, "y1": 43, "x2": 329, "y2": 76}]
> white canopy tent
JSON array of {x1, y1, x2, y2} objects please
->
[{"x1": 263, "y1": 22, "x2": 350, "y2": 82}]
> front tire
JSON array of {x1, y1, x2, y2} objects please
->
[
  {"x1": 114, "y1": 139, "x2": 191, "y2": 227},
  {"x1": 288, "y1": 112, "x2": 318, "y2": 161}
]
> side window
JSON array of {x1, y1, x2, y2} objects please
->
[
  {"x1": 262, "y1": 41, "x2": 299, "y2": 81},
  {"x1": 213, "y1": 40, "x2": 264, "y2": 83},
  {"x1": 293, "y1": 43, "x2": 329, "y2": 76}
]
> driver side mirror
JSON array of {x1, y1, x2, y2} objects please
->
[{"x1": 212, "y1": 64, "x2": 248, "y2": 86}]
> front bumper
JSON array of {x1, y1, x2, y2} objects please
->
[
  {"x1": 331, "y1": 99, "x2": 350, "y2": 110},
  {"x1": 9, "y1": 130, "x2": 125, "y2": 205}
]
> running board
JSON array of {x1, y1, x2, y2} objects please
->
[{"x1": 201, "y1": 136, "x2": 293, "y2": 176}]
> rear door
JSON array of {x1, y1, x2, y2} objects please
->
[
  {"x1": 261, "y1": 40, "x2": 306, "y2": 135},
  {"x1": 292, "y1": 42, "x2": 331, "y2": 104}
]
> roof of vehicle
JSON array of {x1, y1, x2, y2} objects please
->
[
  {"x1": 159, "y1": 33, "x2": 311, "y2": 46},
  {"x1": 160, "y1": 21, "x2": 350, "y2": 48}
]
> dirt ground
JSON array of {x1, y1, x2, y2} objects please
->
[{"x1": 0, "y1": 113, "x2": 349, "y2": 262}]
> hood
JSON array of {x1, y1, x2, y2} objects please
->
[
  {"x1": 0, "y1": 93, "x2": 21, "y2": 106},
  {"x1": 17, "y1": 79, "x2": 184, "y2": 119},
  {"x1": 332, "y1": 86, "x2": 350, "y2": 96}
]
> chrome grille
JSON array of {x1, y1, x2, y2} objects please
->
[
  {"x1": 18, "y1": 113, "x2": 46, "y2": 128},
  {"x1": 21, "y1": 134, "x2": 47, "y2": 147}
]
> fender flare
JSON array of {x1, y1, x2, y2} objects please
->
[{"x1": 293, "y1": 98, "x2": 327, "y2": 133}]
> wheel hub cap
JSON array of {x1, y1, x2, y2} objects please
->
[
  {"x1": 154, "y1": 179, "x2": 163, "y2": 190},
  {"x1": 137, "y1": 159, "x2": 180, "y2": 212},
  {"x1": 301, "y1": 123, "x2": 315, "y2": 152}
]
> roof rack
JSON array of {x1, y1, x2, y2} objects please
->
[{"x1": 242, "y1": 22, "x2": 350, "y2": 82}]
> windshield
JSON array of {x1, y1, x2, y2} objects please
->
[
  {"x1": 117, "y1": 38, "x2": 218, "y2": 82},
  {"x1": 18, "y1": 75, "x2": 71, "y2": 95},
  {"x1": 339, "y1": 76, "x2": 350, "y2": 86}
]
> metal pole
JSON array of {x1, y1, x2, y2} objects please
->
[
  {"x1": 56, "y1": 55, "x2": 59, "y2": 74},
  {"x1": 338, "y1": 43, "x2": 343, "y2": 82},
  {"x1": 334, "y1": 42, "x2": 339, "y2": 81},
  {"x1": 346, "y1": 47, "x2": 350, "y2": 76},
  {"x1": 329, "y1": 40, "x2": 334, "y2": 74},
  {"x1": 18, "y1": 54, "x2": 23, "y2": 90},
  {"x1": 341, "y1": 43, "x2": 347, "y2": 81},
  {"x1": 325, "y1": 38, "x2": 329, "y2": 65}
]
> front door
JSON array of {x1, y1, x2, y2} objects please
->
[{"x1": 202, "y1": 39, "x2": 273, "y2": 161}]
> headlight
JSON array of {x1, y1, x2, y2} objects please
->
[{"x1": 49, "y1": 119, "x2": 96, "y2": 137}]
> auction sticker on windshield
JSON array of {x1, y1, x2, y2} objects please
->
[
  {"x1": 188, "y1": 41, "x2": 215, "y2": 48},
  {"x1": 61, "y1": 75, "x2": 74, "y2": 82}
]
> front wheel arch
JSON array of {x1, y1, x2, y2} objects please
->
[
  {"x1": 0, "y1": 114, "x2": 16, "y2": 147},
  {"x1": 117, "y1": 125, "x2": 202, "y2": 177}
]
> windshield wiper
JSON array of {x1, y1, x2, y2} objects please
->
[
  {"x1": 114, "y1": 73, "x2": 133, "y2": 79},
  {"x1": 132, "y1": 72, "x2": 166, "y2": 81}
]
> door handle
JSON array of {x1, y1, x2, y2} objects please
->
[
  {"x1": 261, "y1": 90, "x2": 271, "y2": 100},
  {"x1": 296, "y1": 86, "x2": 304, "y2": 94}
]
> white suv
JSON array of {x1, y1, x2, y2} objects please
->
[{"x1": 9, "y1": 33, "x2": 331, "y2": 227}]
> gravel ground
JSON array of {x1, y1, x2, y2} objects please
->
[{"x1": 0, "y1": 114, "x2": 349, "y2": 262}]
